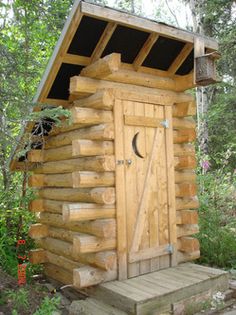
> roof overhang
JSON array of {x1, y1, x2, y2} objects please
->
[
  {"x1": 34, "y1": 0, "x2": 218, "y2": 106},
  {"x1": 10, "y1": 0, "x2": 218, "y2": 170}
]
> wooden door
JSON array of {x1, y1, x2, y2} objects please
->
[{"x1": 114, "y1": 99, "x2": 177, "y2": 280}]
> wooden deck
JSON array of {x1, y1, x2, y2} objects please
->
[{"x1": 83, "y1": 263, "x2": 229, "y2": 315}]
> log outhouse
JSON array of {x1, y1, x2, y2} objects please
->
[{"x1": 11, "y1": 0, "x2": 221, "y2": 290}]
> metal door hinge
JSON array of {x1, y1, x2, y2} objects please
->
[
  {"x1": 161, "y1": 119, "x2": 169, "y2": 128},
  {"x1": 166, "y1": 244, "x2": 174, "y2": 254}
]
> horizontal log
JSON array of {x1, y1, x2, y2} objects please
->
[
  {"x1": 177, "y1": 237, "x2": 200, "y2": 252},
  {"x1": 75, "y1": 249, "x2": 117, "y2": 271},
  {"x1": 176, "y1": 210, "x2": 198, "y2": 225},
  {"x1": 90, "y1": 251, "x2": 117, "y2": 271},
  {"x1": 81, "y1": 53, "x2": 121, "y2": 78},
  {"x1": 177, "y1": 250, "x2": 200, "y2": 263},
  {"x1": 48, "y1": 226, "x2": 81, "y2": 243},
  {"x1": 37, "y1": 237, "x2": 73, "y2": 257},
  {"x1": 174, "y1": 156, "x2": 196, "y2": 170},
  {"x1": 177, "y1": 224, "x2": 199, "y2": 237},
  {"x1": 72, "y1": 140, "x2": 114, "y2": 156},
  {"x1": 103, "y1": 69, "x2": 176, "y2": 91},
  {"x1": 175, "y1": 73, "x2": 195, "y2": 92},
  {"x1": 29, "y1": 172, "x2": 115, "y2": 188},
  {"x1": 71, "y1": 107, "x2": 113, "y2": 125},
  {"x1": 43, "y1": 140, "x2": 114, "y2": 161},
  {"x1": 70, "y1": 76, "x2": 195, "y2": 105},
  {"x1": 27, "y1": 150, "x2": 44, "y2": 163},
  {"x1": 44, "y1": 263, "x2": 73, "y2": 285},
  {"x1": 176, "y1": 197, "x2": 199, "y2": 210},
  {"x1": 73, "y1": 234, "x2": 116, "y2": 254},
  {"x1": 10, "y1": 160, "x2": 35, "y2": 172},
  {"x1": 29, "y1": 173, "x2": 72, "y2": 188},
  {"x1": 45, "y1": 124, "x2": 114, "y2": 149},
  {"x1": 29, "y1": 223, "x2": 48, "y2": 239},
  {"x1": 173, "y1": 117, "x2": 196, "y2": 130},
  {"x1": 73, "y1": 266, "x2": 117, "y2": 288},
  {"x1": 37, "y1": 238, "x2": 117, "y2": 270},
  {"x1": 28, "y1": 174, "x2": 44, "y2": 188},
  {"x1": 39, "y1": 213, "x2": 116, "y2": 238},
  {"x1": 38, "y1": 187, "x2": 115, "y2": 204},
  {"x1": 73, "y1": 89, "x2": 115, "y2": 110},
  {"x1": 63, "y1": 203, "x2": 115, "y2": 222},
  {"x1": 173, "y1": 144, "x2": 195, "y2": 156},
  {"x1": 173, "y1": 101, "x2": 196, "y2": 117},
  {"x1": 72, "y1": 171, "x2": 115, "y2": 188},
  {"x1": 29, "y1": 199, "x2": 115, "y2": 218},
  {"x1": 175, "y1": 183, "x2": 197, "y2": 197},
  {"x1": 115, "y1": 89, "x2": 194, "y2": 106},
  {"x1": 34, "y1": 156, "x2": 115, "y2": 174},
  {"x1": 175, "y1": 171, "x2": 196, "y2": 183},
  {"x1": 29, "y1": 249, "x2": 47, "y2": 264},
  {"x1": 173, "y1": 129, "x2": 196, "y2": 144},
  {"x1": 46, "y1": 251, "x2": 83, "y2": 272},
  {"x1": 29, "y1": 199, "x2": 44, "y2": 212},
  {"x1": 44, "y1": 145, "x2": 72, "y2": 162}
]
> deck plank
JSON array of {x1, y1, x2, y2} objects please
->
[{"x1": 87, "y1": 263, "x2": 229, "y2": 315}]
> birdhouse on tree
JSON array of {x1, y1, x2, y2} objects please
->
[{"x1": 10, "y1": 0, "x2": 220, "y2": 289}]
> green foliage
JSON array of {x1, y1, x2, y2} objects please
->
[
  {"x1": 33, "y1": 296, "x2": 61, "y2": 315},
  {"x1": 207, "y1": 84, "x2": 236, "y2": 171},
  {"x1": 5, "y1": 288, "x2": 29, "y2": 312},
  {"x1": 197, "y1": 162, "x2": 236, "y2": 268},
  {"x1": 0, "y1": 0, "x2": 73, "y2": 282}
]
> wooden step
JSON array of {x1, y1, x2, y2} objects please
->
[{"x1": 84, "y1": 263, "x2": 229, "y2": 315}]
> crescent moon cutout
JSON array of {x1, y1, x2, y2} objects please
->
[{"x1": 132, "y1": 132, "x2": 144, "y2": 158}]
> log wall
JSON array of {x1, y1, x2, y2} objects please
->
[{"x1": 28, "y1": 53, "x2": 199, "y2": 289}]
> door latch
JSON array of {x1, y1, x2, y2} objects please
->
[{"x1": 161, "y1": 119, "x2": 169, "y2": 128}]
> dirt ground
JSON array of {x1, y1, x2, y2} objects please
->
[
  {"x1": 0, "y1": 267, "x2": 235, "y2": 315},
  {"x1": 0, "y1": 268, "x2": 86, "y2": 315}
]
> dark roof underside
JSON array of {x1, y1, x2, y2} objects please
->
[{"x1": 47, "y1": 15, "x2": 194, "y2": 101}]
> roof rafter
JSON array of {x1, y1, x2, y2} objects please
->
[
  {"x1": 91, "y1": 22, "x2": 117, "y2": 63},
  {"x1": 167, "y1": 42, "x2": 193, "y2": 76},
  {"x1": 133, "y1": 33, "x2": 159, "y2": 70}
]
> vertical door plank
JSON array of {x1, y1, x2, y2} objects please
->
[
  {"x1": 156, "y1": 105, "x2": 170, "y2": 269},
  {"x1": 124, "y1": 101, "x2": 140, "y2": 278},
  {"x1": 145, "y1": 103, "x2": 159, "y2": 272},
  {"x1": 114, "y1": 99, "x2": 127, "y2": 280},
  {"x1": 130, "y1": 127, "x2": 163, "y2": 254},
  {"x1": 164, "y1": 105, "x2": 177, "y2": 266},
  {"x1": 136, "y1": 102, "x2": 150, "y2": 275}
]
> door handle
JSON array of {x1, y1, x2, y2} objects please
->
[{"x1": 126, "y1": 159, "x2": 132, "y2": 165}]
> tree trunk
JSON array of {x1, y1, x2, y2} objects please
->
[{"x1": 189, "y1": 0, "x2": 209, "y2": 155}]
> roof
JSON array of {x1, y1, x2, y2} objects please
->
[
  {"x1": 34, "y1": 0, "x2": 218, "y2": 106},
  {"x1": 10, "y1": 0, "x2": 218, "y2": 170}
]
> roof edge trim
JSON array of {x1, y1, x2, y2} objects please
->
[
  {"x1": 33, "y1": 0, "x2": 82, "y2": 104},
  {"x1": 81, "y1": 1, "x2": 218, "y2": 50}
]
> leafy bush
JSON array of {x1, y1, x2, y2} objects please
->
[
  {"x1": 197, "y1": 161, "x2": 236, "y2": 268},
  {"x1": 5, "y1": 288, "x2": 29, "y2": 313},
  {"x1": 33, "y1": 296, "x2": 61, "y2": 315}
]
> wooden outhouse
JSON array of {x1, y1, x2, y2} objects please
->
[{"x1": 11, "y1": 0, "x2": 222, "y2": 291}]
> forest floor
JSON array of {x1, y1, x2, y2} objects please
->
[
  {"x1": 0, "y1": 268, "x2": 86, "y2": 315},
  {"x1": 0, "y1": 268, "x2": 235, "y2": 315}
]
